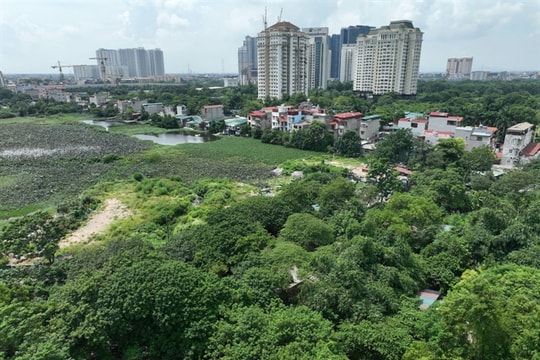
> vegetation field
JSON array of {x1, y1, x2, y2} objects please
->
[
  {"x1": 1, "y1": 80, "x2": 540, "y2": 359},
  {"x1": 0, "y1": 119, "x2": 320, "y2": 217}
]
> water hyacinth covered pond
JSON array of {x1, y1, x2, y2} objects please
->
[
  {"x1": 0, "y1": 120, "x2": 320, "y2": 217},
  {"x1": 0, "y1": 123, "x2": 150, "y2": 214}
]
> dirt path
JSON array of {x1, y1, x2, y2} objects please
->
[
  {"x1": 326, "y1": 160, "x2": 369, "y2": 180},
  {"x1": 58, "y1": 198, "x2": 131, "y2": 249}
]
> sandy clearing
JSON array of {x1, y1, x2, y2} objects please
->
[
  {"x1": 326, "y1": 160, "x2": 369, "y2": 180},
  {"x1": 58, "y1": 198, "x2": 131, "y2": 249}
]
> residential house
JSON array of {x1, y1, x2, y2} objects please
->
[
  {"x1": 248, "y1": 110, "x2": 272, "y2": 129},
  {"x1": 427, "y1": 112, "x2": 463, "y2": 133},
  {"x1": 520, "y1": 142, "x2": 540, "y2": 164},
  {"x1": 329, "y1": 112, "x2": 363, "y2": 138},
  {"x1": 201, "y1": 104, "x2": 224, "y2": 122},
  {"x1": 423, "y1": 129, "x2": 454, "y2": 145},
  {"x1": 359, "y1": 114, "x2": 381, "y2": 141},
  {"x1": 224, "y1": 117, "x2": 248, "y2": 135},
  {"x1": 303, "y1": 108, "x2": 330, "y2": 127},
  {"x1": 270, "y1": 105, "x2": 293, "y2": 130},
  {"x1": 396, "y1": 117, "x2": 428, "y2": 137},
  {"x1": 454, "y1": 125, "x2": 497, "y2": 151},
  {"x1": 501, "y1": 122, "x2": 536, "y2": 167},
  {"x1": 142, "y1": 102, "x2": 164, "y2": 116}
]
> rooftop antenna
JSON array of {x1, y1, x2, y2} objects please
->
[{"x1": 278, "y1": 8, "x2": 283, "y2": 22}]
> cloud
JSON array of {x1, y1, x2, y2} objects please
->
[
  {"x1": 157, "y1": 13, "x2": 189, "y2": 29},
  {"x1": 0, "y1": 0, "x2": 538, "y2": 73}
]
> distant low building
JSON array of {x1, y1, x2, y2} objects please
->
[
  {"x1": 223, "y1": 76, "x2": 239, "y2": 87},
  {"x1": 201, "y1": 104, "x2": 224, "y2": 122},
  {"x1": 224, "y1": 117, "x2": 248, "y2": 135},
  {"x1": 142, "y1": 102, "x2": 164, "y2": 115},
  {"x1": 470, "y1": 71, "x2": 489, "y2": 81}
]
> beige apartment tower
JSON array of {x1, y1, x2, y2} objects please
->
[
  {"x1": 257, "y1": 21, "x2": 309, "y2": 100},
  {"x1": 446, "y1": 57, "x2": 473, "y2": 80},
  {"x1": 353, "y1": 20, "x2": 423, "y2": 96}
]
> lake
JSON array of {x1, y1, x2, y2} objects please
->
[{"x1": 133, "y1": 132, "x2": 215, "y2": 145}]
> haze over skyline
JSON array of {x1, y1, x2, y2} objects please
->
[{"x1": 1, "y1": 0, "x2": 539, "y2": 75}]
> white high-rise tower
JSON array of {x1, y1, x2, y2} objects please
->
[
  {"x1": 302, "y1": 27, "x2": 330, "y2": 90},
  {"x1": 353, "y1": 20, "x2": 423, "y2": 96},
  {"x1": 257, "y1": 21, "x2": 309, "y2": 100}
]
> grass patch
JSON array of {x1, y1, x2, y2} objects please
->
[
  {"x1": 0, "y1": 203, "x2": 53, "y2": 219},
  {"x1": 176, "y1": 136, "x2": 320, "y2": 165},
  {"x1": 109, "y1": 124, "x2": 170, "y2": 136},
  {"x1": 0, "y1": 113, "x2": 88, "y2": 125}
]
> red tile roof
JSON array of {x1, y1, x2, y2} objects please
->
[
  {"x1": 334, "y1": 112, "x2": 363, "y2": 120},
  {"x1": 521, "y1": 143, "x2": 540, "y2": 157},
  {"x1": 429, "y1": 112, "x2": 448, "y2": 117},
  {"x1": 395, "y1": 166, "x2": 413, "y2": 175},
  {"x1": 249, "y1": 111, "x2": 266, "y2": 117}
]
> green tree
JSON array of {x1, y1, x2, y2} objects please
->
[
  {"x1": 206, "y1": 305, "x2": 346, "y2": 359},
  {"x1": 333, "y1": 130, "x2": 362, "y2": 157},
  {"x1": 367, "y1": 159, "x2": 403, "y2": 202},
  {"x1": 371, "y1": 129, "x2": 414, "y2": 163},
  {"x1": 434, "y1": 265, "x2": 540, "y2": 360},
  {"x1": 279, "y1": 213, "x2": 334, "y2": 251}
]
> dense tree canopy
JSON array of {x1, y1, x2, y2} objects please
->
[{"x1": 1, "y1": 79, "x2": 540, "y2": 359}]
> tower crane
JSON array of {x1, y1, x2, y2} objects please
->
[
  {"x1": 52, "y1": 61, "x2": 85, "y2": 83},
  {"x1": 51, "y1": 60, "x2": 68, "y2": 82},
  {"x1": 89, "y1": 56, "x2": 108, "y2": 84}
]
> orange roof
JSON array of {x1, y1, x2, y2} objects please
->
[
  {"x1": 521, "y1": 143, "x2": 540, "y2": 157},
  {"x1": 249, "y1": 111, "x2": 266, "y2": 117},
  {"x1": 334, "y1": 112, "x2": 363, "y2": 120}
]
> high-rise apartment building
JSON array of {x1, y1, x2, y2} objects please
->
[
  {"x1": 148, "y1": 49, "x2": 165, "y2": 76},
  {"x1": 302, "y1": 27, "x2": 330, "y2": 89},
  {"x1": 329, "y1": 34, "x2": 341, "y2": 79},
  {"x1": 94, "y1": 48, "x2": 165, "y2": 79},
  {"x1": 353, "y1": 20, "x2": 423, "y2": 96},
  {"x1": 257, "y1": 21, "x2": 309, "y2": 100},
  {"x1": 72, "y1": 65, "x2": 100, "y2": 82},
  {"x1": 446, "y1": 57, "x2": 473, "y2": 80},
  {"x1": 238, "y1": 36, "x2": 258, "y2": 85},
  {"x1": 329, "y1": 25, "x2": 373, "y2": 80},
  {"x1": 341, "y1": 25, "x2": 374, "y2": 45},
  {"x1": 340, "y1": 44, "x2": 356, "y2": 82}
]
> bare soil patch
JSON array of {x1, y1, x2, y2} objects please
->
[{"x1": 58, "y1": 198, "x2": 131, "y2": 249}]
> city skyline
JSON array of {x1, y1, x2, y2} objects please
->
[{"x1": 1, "y1": 0, "x2": 539, "y2": 75}]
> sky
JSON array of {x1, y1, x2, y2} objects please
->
[{"x1": 0, "y1": 0, "x2": 539, "y2": 75}]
